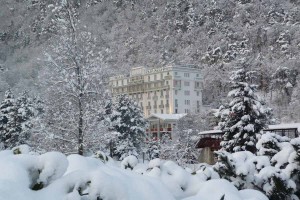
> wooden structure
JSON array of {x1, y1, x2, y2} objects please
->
[
  {"x1": 263, "y1": 123, "x2": 300, "y2": 138},
  {"x1": 195, "y1": 130, "x2": 223, "y2": 150},
  {"x1": 195, "y1": 130, "x2": 223, "y2": 164},
  {"x1": 196, "y1": 123, "x2": 300, "y2": 164}
]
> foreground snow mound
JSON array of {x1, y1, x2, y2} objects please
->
[
  {"x1": 183, "y1": 179, "x2": 268, "y2": 200},
  {"x1": 0, "y1": 149, "x2": 175, "y2": 200}
]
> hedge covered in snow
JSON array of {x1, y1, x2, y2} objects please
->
[
  {"x1": 0, "y1": 145, "x2": 267, "y2": 200},
  {"x1": 214, "y1": 132, "x2": 300, "y2": 200}
]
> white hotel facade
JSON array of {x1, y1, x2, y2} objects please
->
[
  {"x1": 109, "y1": 65, "x2": 203, "y2": 117},
  {"x1": 109, "y1": 65, "x2": 203, "y2": 140}
]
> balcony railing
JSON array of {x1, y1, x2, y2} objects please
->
[{"x1": 146, "y1": 128, "x2": 172, "y2": 132}]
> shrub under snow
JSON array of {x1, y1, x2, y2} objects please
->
[
  {"x1": 0, "y1": 146, "x2": 268, "y2": 200},
  {"x1": 214, "y1": 132, "x2": 300, "y2": 200}
]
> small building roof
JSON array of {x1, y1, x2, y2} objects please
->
[
  {"x1": 265, "y1": 123, "x2": 300, "y2": 132},
  {"x1": 199, "y1": 130, "x2": 223, "y2": 135},
  {"x1": 147, "y1": 113, "x2": 186, "y2": 121}
]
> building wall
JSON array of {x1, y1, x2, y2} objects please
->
[{"x1": 109, "y1": 65, "x2": 203, "y2": 117}]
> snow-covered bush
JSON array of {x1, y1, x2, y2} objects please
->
[
  {"x1": 121, "y1": 155, "x2": 138, "y2": 170},
  {"x1": 214, "y1": 132, "x2": 300, "y2": 200},
  {"x1": 0, "y1": 146, "x2": 268, "y2": 200}
]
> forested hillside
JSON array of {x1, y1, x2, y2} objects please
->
[{"x1": 1, "y1": 0, "x2": 299, "y2": 122}]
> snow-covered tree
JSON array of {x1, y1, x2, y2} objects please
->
[
  {"x1": 288, "y1": 79, "x2": 300, "y2": 122},
  {"x1": 271, "y1": 66, "x2": 298, "y2": 105},
  {"x1": 217, "y1": 66, "x2": 273, "y2": 153},
  {"x1": 16, "y1": 91, "x2": 37, "y2": 143},
  {"x1": 39, "y1": 1, "x2": 110, "y2": 155},
  {"x1": 110, "y1": 95, "x2": 147, "y2": 160},
  {"x1": 0, "y1": 90, "x2": 20, "y2": 149},
  {"x1": 0, "y1": 90, "x2": 37, "y2": 149}
]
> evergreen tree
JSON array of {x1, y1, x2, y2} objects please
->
[
  {"x1": 111, "y1": 95, "x2": 147, "y2": 160},
  {"x1": 217, "y1": 66, "x2": 273, "y2": 153},
  {"x1": 16, "y1": 91, "x2": 36, "y2": 144},
  {"x1": 0, "y1": 90, "x2": 40, "y2": 149},
  {"x1": 146, "y1": 139, "x2": 160, "y2": 160},
  {"x1": 0, "y1": 90, "x2": 21, "y2": 149}
]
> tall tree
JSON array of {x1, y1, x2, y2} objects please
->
[
  {"x1": 0, "y1": 90, "x2": 37, "y2": 149},
  {"x1": 40, "y1": 0, "x2": 109, "y2": 155},
  {"x1": 110, "y1": 95, "x2": 147, "y2": 160},
  {"x1": 217, "y1": 66, "x2": 273, "y2": 153},
  {"x1": 0, "y1": 90, "x2": 19, "y2": 149}
]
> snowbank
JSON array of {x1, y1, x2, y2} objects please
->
[{"x1": 0, "y1": 147, "x2": 268, "y2": 200}]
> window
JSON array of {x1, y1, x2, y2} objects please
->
[
  {"x1": 175, "y1": 90, "x2": 178, "y2": 95},
  {"x1": 161, "y1": 100, "x2": 163, "y2": 105},
  {"x1": 175, "y1": 72, "x2": 178, "y2": 75},
  {"x1": 154, "y1": 74, "x2": 157, "y2": 81},
  {"x1": 184, "y1": 73, "x2": 190, "y2": 77},
  {"x1": 184, "y1": 81, "x2": 190, "y2": 86},
  {"x1": 148, "y1": 102, "x2": 151, "y2": 106},
  {"x1": 184, "y1": 91, "x2": 190, "y2": 95},
  {"x1": 160, "y1": 90, "x2": 164, "y2": 97},
  {"x1": 185, "y1": 100, "x2": 190, "y2": 105},
  {"x1": 161, "y1": 110, "x2": 163, "y2": 114},
  {"x1": 185, "y1": 109, "x2": 190, "y2": 113},
  {"x1": 175, "y1": 99, "x2": 178, "y2": 107},
  {"x1": 196, "y1": 74, "x2": 199, "y2": 77},
  {"x1": 197, "y1": 91, "x2": 200, "y2": 96},
  {"x1": 161, "y1": 73, "x2": 163, "y2": 79},
  {"x1": 148, "y1": 76, "x2": 150, "y2": 81},
  {"x1": 195, "y1": 82, "x2": 200, "y2": 88},
  {"x1": 175, "y1": 109, "x2": 178, "y2": 113}
]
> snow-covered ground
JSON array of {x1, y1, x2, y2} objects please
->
[{"x1": 0, "y1": 145, "x2": 268, "y2": 200}]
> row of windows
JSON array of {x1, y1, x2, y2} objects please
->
[
  {"x1": 174, "y1": 72, "x2": 200, "y2": 78},
  {"x1": 146, "y1": 100, "x2": 170, "y2": 106}
]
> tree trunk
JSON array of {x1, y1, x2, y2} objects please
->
[{"x1": 78, "y1": 98, "x2": 84, "y2": 155}]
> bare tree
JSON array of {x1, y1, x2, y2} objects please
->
[{"x1": 38, "y1": 1, "x2": 110, "y2": 155}]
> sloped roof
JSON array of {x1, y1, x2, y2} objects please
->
[
  {"x1": 147, "y1": 113, "x2": 186, "y2": 121},
  {"x1": 265, "y1": 123, "x2": 300, "y2": 132},
  {"x1": 199, "y1": 130, "x2": 223, "y2": 135}
]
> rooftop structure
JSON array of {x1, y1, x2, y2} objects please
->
[{"x1": 109, "y1": 65, "x2": 203, "y2": 118}]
